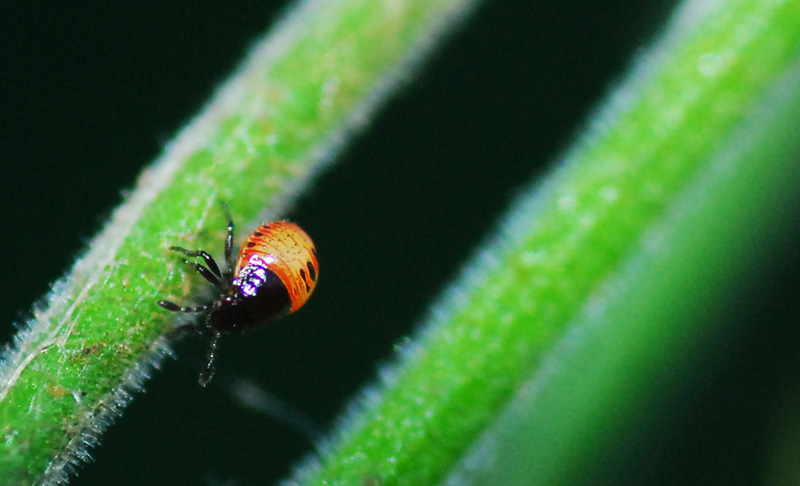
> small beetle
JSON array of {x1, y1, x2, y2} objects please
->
[{"x1": 159, "y1": 209, "x2": 318, "y2": 386}]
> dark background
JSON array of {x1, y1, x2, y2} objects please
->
[{"x1": 4, "y1": 1, "x2": 800, "y2": 485}]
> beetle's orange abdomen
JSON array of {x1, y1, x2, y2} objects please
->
[{"x1": 235, "y1": 221, "x2": 318, "y2": 313}]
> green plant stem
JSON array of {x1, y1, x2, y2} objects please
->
[
  {"x1": 0, "y1": 0, "x2": 478, "y2": 484},
  {"x1": 446, "y1": 50, "x2": 800, "y2": 486},
  {"x1": 287, "y1": 0, "x2": 800, "y2": 485}
]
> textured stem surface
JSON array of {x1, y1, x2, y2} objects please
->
[{"x1": 0, "y1": 0, "x2": 478, "y2": 483}]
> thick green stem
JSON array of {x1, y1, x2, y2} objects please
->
[
  {"x1": 287, "y1": 0, "x2": 800, "y2": 485},
  {"x1": 0, "y1": 0, "x2": 478, "y2": 484}
]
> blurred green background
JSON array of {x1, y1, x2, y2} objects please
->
[{"x1": 4, "y1": 1, "x2": 800, "y2": 485}]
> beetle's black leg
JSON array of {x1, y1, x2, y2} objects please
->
[
  {"x1": 184, "y1": 260, "x2": 224, "y2": 289},
  {"x1": 222, "y1": 203, "x2": 235, "y2": 272},
  {"x1": 198, "y1": 330, "x2": 222, "y2": 387},
  {"x1": 168, "y1": 246, "x2": 223, "y2": 280},
  {"x1": 157, "y1": 300, "x2": 211, "y2": 313}
]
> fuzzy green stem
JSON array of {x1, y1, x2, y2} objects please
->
[
  {"x1": 0, "y1": 0, "x2": 479, "y2": 483},
  {"x1": 287, "y1": 0, "x2": 800, "y2": 485}
]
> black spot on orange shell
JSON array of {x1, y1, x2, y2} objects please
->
[{"x1": 307, "y1": 261, "x2": 316, "y2": 281}]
